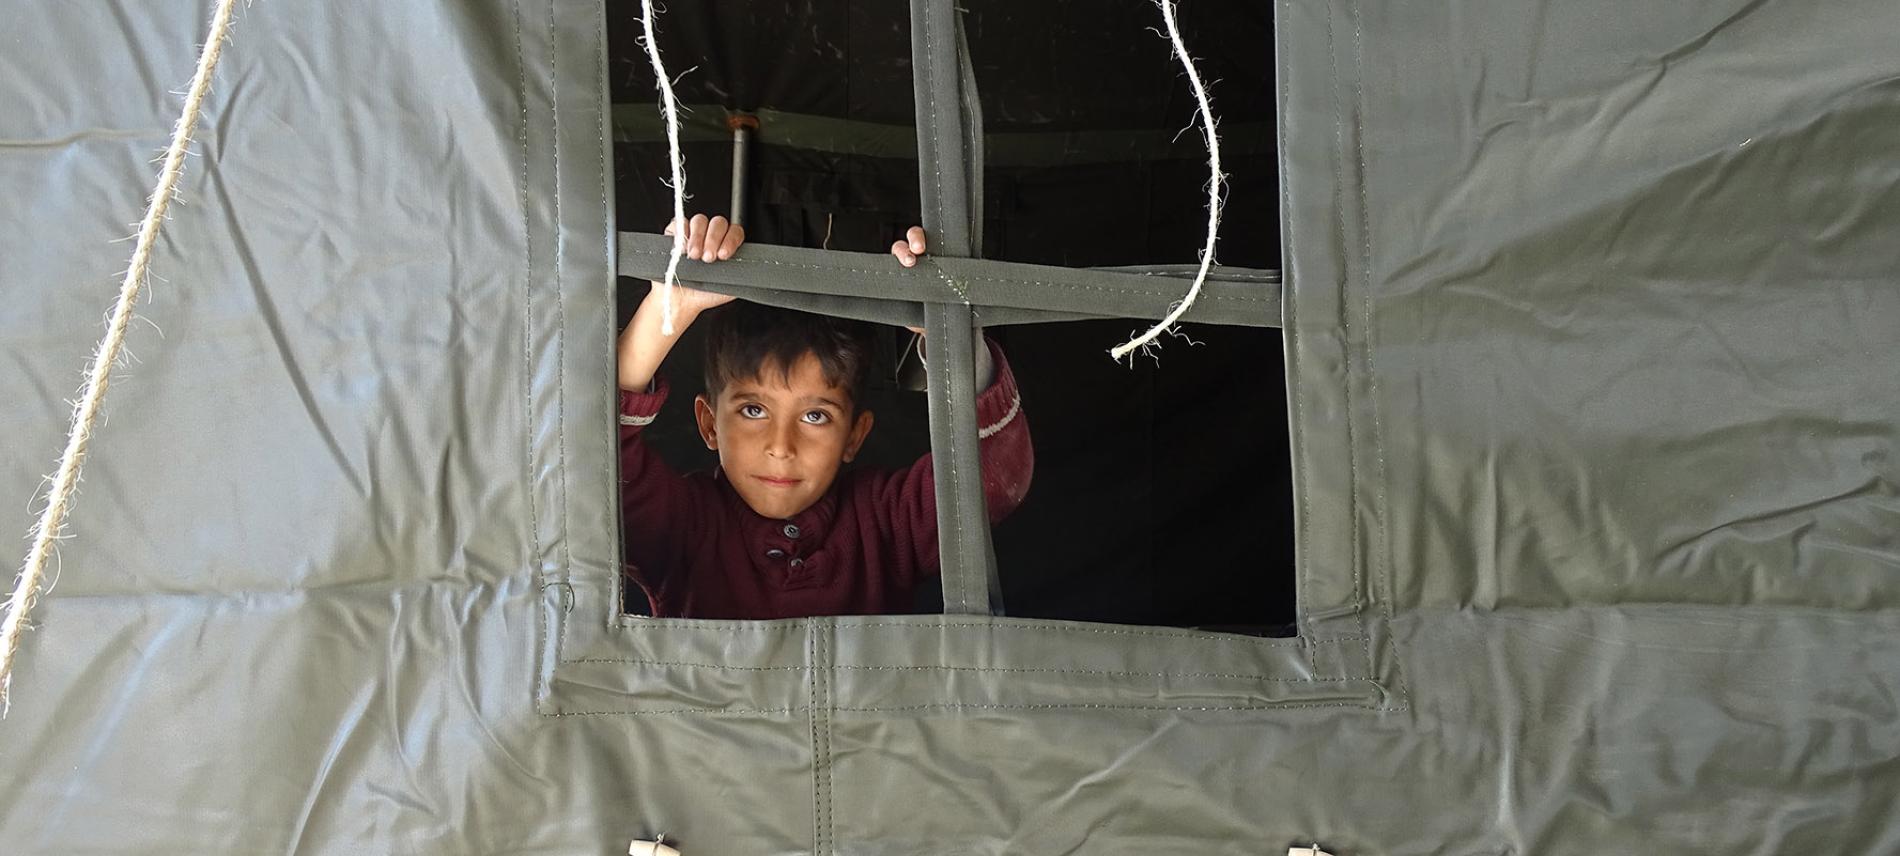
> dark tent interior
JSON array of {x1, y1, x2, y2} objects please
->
[{"x1": 609, "y1": 0, "x2": 1293, "y2": 632}]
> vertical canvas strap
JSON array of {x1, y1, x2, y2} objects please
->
[
  {"x1": 909, "y1": 0, "x2": 974, "y2": 255},
  {"x1": 909, "y1": 0, "x2": 1001, "y2": 615}
]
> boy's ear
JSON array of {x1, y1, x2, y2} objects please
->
[
  {"x1": 693, "y1": 394, "x2": 719, "y2": 450},
  {"x1": 841, "y1": 409, "x2": 875, "y2": 463}
]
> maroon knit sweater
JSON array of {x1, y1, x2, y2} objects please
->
[{"x1": 618, "y1": 342, "x2": 1032, "y2": 619}]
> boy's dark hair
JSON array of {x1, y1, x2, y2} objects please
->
[{"x1": 702, "y1": 302, "x2": 878, "y2": 411}]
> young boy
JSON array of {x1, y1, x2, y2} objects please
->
[{"x1": 617, "y1": 216, "x2": 1033, "y2": 619}]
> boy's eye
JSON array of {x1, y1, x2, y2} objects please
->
[
  {"x1": 801, "y1": 410, "x2": 831, "y2": 425},
  {"x1": 739, "y1": 403, "x2": 766, "y2": 419}
]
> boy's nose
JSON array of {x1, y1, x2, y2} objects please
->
[{"x1": 764, "y1": 420, "x2": 797, "y2": 458}]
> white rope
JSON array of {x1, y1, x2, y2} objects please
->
[
  {"x1": 1109, "y1": 0, "x2": 1226, "y2": 361},
  {"x1": 637, "y1": 0, "x2": 689, "y2": 336},
  {"x1": 0, "y1": 0, "x2": 244, "y2": 712}
]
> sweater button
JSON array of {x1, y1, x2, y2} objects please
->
[
  {"x1": 782, "y1": 523, "x2": 801, "y2": 539},
  {"x1": 789, "y1": 558, "x2": 805, "y2": 569},
  {"x1": 766, "y1": 548, "x2": 786, "y2": 560}
]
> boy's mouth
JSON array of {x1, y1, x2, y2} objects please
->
[{"x1": 751, "y1": 475, "x2": 802, "y2": 488}]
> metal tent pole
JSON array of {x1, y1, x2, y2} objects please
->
[{"x1": 726, "y1": 113, "x2": 758, "y2": 226}]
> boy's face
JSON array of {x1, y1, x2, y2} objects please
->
[{"x1": 694, "y1": 350, "x2": 875, "y2": 520}]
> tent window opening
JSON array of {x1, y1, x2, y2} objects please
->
[
  {"x1": 961, "y1": 0, "x2": 1291, "y2": 634},
  {"x1": 982, "y1": 324, "x2": 1294, "y2": 635},
  {"x1": 608, "y1": 0, "x2": 1292, "y2": 634}
]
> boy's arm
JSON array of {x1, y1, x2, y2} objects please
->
[
  {"x1": 874, "y1": 338, "x2": 1034, "y2": 574},
  {"x1": 880, "y1": 227, "x2": 1030, "y2": 573},
  {"x1": 617, "y1": 215, "x2": 744, "y2": 602},
  {"x1": 617, "y1": 214, "x2": 745, "y2": 392},
  {"x1": 618, "y1": 378, "x2": 704, "y2": 597},
  {"x1": 889, "y1": 225, "x2": 995, "y2": 389}
]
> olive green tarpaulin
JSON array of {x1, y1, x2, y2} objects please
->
[{"x1": 3, "y1": 1, "x2": 1898, "y2": 854}]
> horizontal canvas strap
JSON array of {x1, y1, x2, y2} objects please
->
[{"x1": 617, "y1": 231, "x2": 1283, "y2": 329}]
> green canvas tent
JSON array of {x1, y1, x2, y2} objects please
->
[{"x1": 1, "y1": 0, "x2": 1896, "y2": 853}]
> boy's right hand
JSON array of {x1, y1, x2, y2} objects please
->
[
  {"x1": 620, "y1": 214, "x2": 745, "y2": 391},
  {"x1": 655, "y1": 214, "x2": 746, "y2": 314}
]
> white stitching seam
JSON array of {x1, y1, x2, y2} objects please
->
[{"x1": 977, "y1": 393, "x2": 1021, "y2": 440}]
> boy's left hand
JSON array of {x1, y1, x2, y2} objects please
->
[
  {"x1": 891, "y1": 226, "x2": 928, "y2": 335},
  {"x1": 890, "y1": 226, "x2": 928, "y2": 268},
  {"x1": 888, "y1": 225, "x2": 991, "y2": 386}
]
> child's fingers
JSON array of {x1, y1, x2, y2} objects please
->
[
  {"x1": 701, "y1": 216, "x2": 730, "y2": 262},
  {"x1": 718, "y1": 223, "x2": 746, "y2": 259},
  {"x1": 891, "y1": 240, "x2": 917, "y2": 267},
  {"x1": 685, "y1": 213, "x2": 710, "y2": 258},
  {"x1": 663, "y1": 217, "x2": 679, "y2": 237},
  {"x1": 906, "y1": 226, "x2": 927, "y2": 255}
]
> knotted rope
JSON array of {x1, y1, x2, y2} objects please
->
[
  {"x1": 637, "y1": 0, "x2": 690, "y2": 335},
  {"x1": 1109, "y1": 0, "x2": 1226, "y2": 360},
  {"x1": 0, "y1": 0, "x2": 244, "y2": 711}
]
